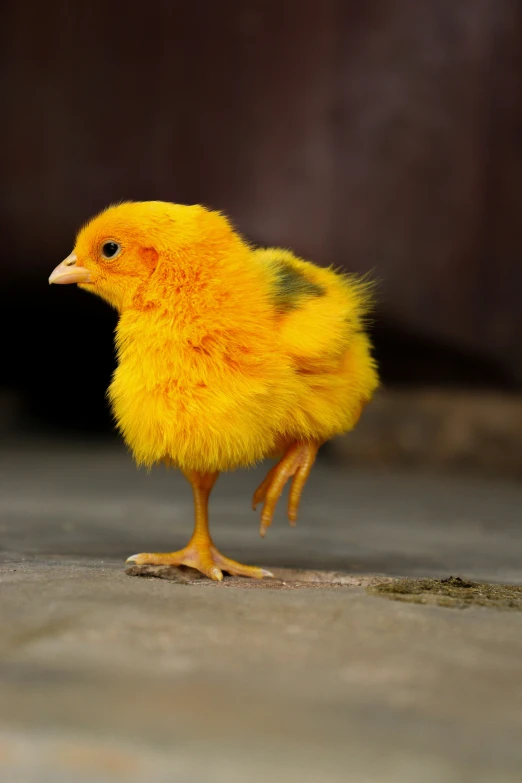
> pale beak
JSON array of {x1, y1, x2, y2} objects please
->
[{"x1": 48, "y1": 253, "x2": 92, "y2": 285}]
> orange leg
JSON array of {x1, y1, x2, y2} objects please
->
[
  {"x1": 126, "y1": 471, "x2": 273, "y2": 581},
  {"x1": 252, "y1": 442, "x2": 320, "y2": 537}
]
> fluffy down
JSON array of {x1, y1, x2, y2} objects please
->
[{"x1": 70, "y1": 201, "x2": 378, "y2": 471}]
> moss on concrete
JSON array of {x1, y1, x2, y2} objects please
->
[{"x1": 368, "y1": 576, "x2": 522, "y2": 610}]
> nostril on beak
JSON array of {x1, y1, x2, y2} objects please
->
[{"x1": 63, "y1": 253, "x2": 78, "y2": 267}]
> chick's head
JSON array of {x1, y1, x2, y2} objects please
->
[{"x1": 49, "y1": 201, "x2": 217, "y2": 311}]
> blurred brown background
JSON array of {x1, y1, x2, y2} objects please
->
[{"x1": 1, "y1": 0, "x2": 522, "y2": 463}]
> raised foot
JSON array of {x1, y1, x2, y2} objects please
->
[
  {"x1": 126, "y1": 543, "x2": 273, "y2": 582},
  {"x1": 253, "y1": 441, "x2": 319, "y2": 537}
]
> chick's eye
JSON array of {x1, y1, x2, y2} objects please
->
[{"x1": 101, "y1": 241, "x2": 121, "y2": 260}]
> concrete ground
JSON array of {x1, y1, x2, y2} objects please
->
[{"x1": 1, "y1": 437, "x2": 522, "y2": 783}]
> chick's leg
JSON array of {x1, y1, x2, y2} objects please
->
[
  {"x1": 126, "y1": 471, "x2": 272, "y2": 581},
  {"x1": 253, "y1": 441, "x2": 320, "y2": 537}
]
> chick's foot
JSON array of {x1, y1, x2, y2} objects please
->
[
  {"x1": 126, "y1": 543, "x2": 273, "y2": 582},
  {"x1": 253, "y1": 441, "x2": 320, "y2": 537},
  {"x1": 127, "y1": 470, "x2": 273, "y2": 581}
]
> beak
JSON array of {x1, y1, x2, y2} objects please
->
[{"x1": 48, "y1": 253, "x2": 92, "y2": 285}]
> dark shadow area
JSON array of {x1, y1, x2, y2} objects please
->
[{"x1": 372, "y1": 319, "x2": 519, "y2": 392}]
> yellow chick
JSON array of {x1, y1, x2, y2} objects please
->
[{"x1": 49, "y1": 202, "x2": 378, "y2": 580}]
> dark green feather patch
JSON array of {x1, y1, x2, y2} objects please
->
[{"x1": 272, "y1": 261, "x2": 325, "y2": 312}]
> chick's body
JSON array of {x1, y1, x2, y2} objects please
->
[{"x1": 50, "y1": 201, "x2": 378, "y2": 580}]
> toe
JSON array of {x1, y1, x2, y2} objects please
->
[
  {"x1": 211, "y1": 548, "x2": 273, "y2": 579},
  {"x1": 125, "y1": 552, "x2": 157, "y2": 565}
]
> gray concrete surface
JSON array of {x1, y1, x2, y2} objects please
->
[{"x1": 1, "y1": 437, "x2": 522, "y2": 782}]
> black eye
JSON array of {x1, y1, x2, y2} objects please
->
[{"x1": 101, "y1": 241, "x2": 121, "y2": 260}]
